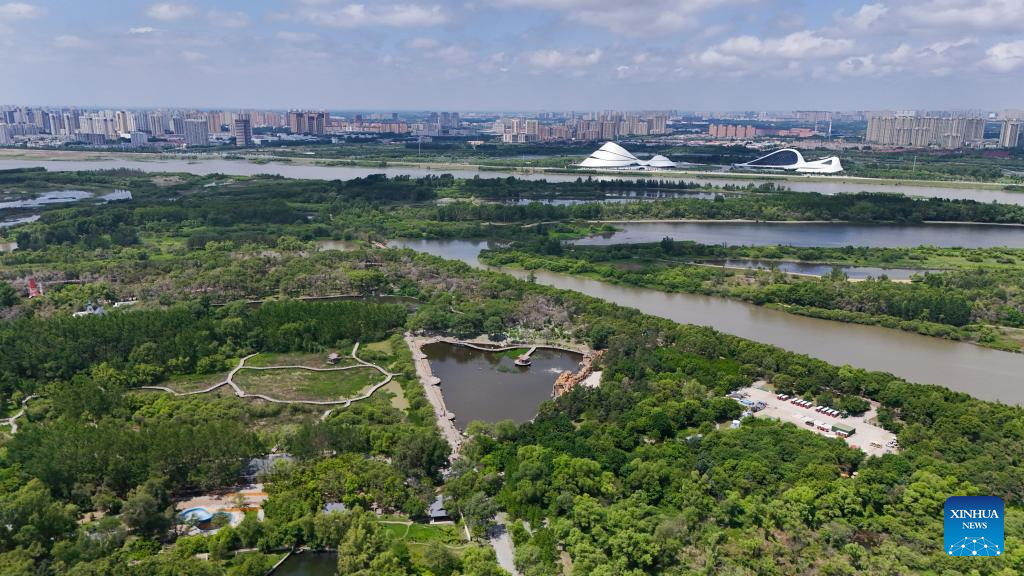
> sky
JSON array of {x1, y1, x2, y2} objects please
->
[{"x1": 1, "y1": 0, "x2": 1023, "y2": 111}]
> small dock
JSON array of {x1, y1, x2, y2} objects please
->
[{"x1": 514, "y1": 346, "x2": 538, "y2": 366}]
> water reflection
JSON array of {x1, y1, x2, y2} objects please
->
[
  {"x1": 697, "y1": 259, "x2": 935, "y2": 280},
  {"x1": 389, "y1": 238, "x2": 1024, "y2": 402},
  {"x1": 576, "y1": 221, "x2": 1024, "y2": 249},
  {"x1": 422, "y1": 342, "x2": 581, "y2": 429},
  {"x1": 270, "y1": 552, "x2": 338, "y2": 576}
]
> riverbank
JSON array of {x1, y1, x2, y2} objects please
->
[
  {"x1": 480, "y1": 250, "x2": 1023, "y2": 354},
  {"x1": 592, "y1": 218, "x2": 1024, "y2": 227}
]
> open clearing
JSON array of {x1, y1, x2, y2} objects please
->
[
  {"x1": 161, "y1": 371, "x2": 228, "y2": 393},
  {"x1": 233, "y1": 366, "x2": 380, "y2": 402},
  {"x1": 382, "y1": 379, "x2": 409, "y2": 411},
  {"x1": 364, "y1": 338, "x2": 395, "y2": 355},
  {"x1": 737, "y1": 383, "x2": 898, "y2": 457},
  {"x1": 245, "y1": 351, "x2": 355, "y2": 369}
]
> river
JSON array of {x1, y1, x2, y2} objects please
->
[
  {"x1": 390, "y1": 238, "x2": 1024, "y2": 404},
  {"x1": 1, "y1": 157, "x2": 1022, "y2": 204},
  {"x1": 576, "y1": 221, "x2": 1024, "y2": 249}
]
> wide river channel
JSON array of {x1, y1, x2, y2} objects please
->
[
  {"x1": 388, "y1": 238, "x2": 1024, "y2": 404},
  {"x1": 2, "y1": 157, "x2": 1023, "y2": 204}
]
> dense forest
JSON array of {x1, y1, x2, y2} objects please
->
[
  {"x1": 1, "y1": 168, "x2": 1023, "y2": 574},
  {"x1": 6, "y1": 170, "x2": 1024, "y2": 257}
]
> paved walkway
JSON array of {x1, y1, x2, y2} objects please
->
[
  {"x1": 489, "y1": 513, "x2": 521, "y2": 576},
  {"x1": 406, "y1": 334, "x2": 465, "y2": 456},
  {"x1": 140, "y1": 342, "x2": 394, "y2": 407}
]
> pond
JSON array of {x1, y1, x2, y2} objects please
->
[
  {"x1": 1, "y1": 215, "x2": 40, "y2": 231},
  {"x1": 422, "y1": 342, "x2": 582, "y2": 430},
  {"x1": 575, "y1": 221, "x2": 1024, "y2": 249},
  {"x1": 0, "y1": 188, "x2": 132, "y2": 210},
  {"x1": 390, "y1": 238, "x2": 1024, "y2": 403},
  {"x1": 697, "y1": 259, "x2": 936, "y2": 280},
  {"x1": 270, "y1": 552, "x2": 338, "y2": 575}
]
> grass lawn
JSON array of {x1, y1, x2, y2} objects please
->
[
  {"x1": 382, "y1": 379, "x2": 409, "y2": 412},
  {"x1": 233, "y1": 366, "x2": 382, "y2": 401},
  {"x1": 380, "y1": 521, "x2": 464, "y2": 545},
  {"x1": 405, "y1": 523, "x2": 463, "y2": 544},
  {"x1": 161, "y1": 371, "x2": 229, "y2": 393},
  {"x1": 364, "y1": 338, "x2": 394, "y2": 355},
  {"x1": 246, "y1": 351, "x2": 355, "y2": 369}
]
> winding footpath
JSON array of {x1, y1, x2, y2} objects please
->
[
  {"x1": 139, "y1": 342, "x2": 395, "y2": 410},
  {"x1": 0, "y1": 394, "x2": 37, "y2": 434}
]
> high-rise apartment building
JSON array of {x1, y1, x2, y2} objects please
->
[
  {"x1": 233, "y1": 117, "x2": 253, "y2": 147},
  {"x1": 1000, "y1": 121, "x2": 1023, "y2": 148},
  {"x1": 708, "y1": 124, "x2": 757, "y2": 139},
  {"x1": 866, "y1": 114, "x2": 985, "y2": 148},
  {"x1": 182, "y1": 118, "x2": 209, "y2": 146},
  {"x1": 287, "y1": 110, "x2": 327, "y2": 135}
]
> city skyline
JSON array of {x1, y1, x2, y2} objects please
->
[{"x1": 1, "y1": 1, "x2": 1023, "y2": 110}]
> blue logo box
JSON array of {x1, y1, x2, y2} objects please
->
[{"x1": 944, "y1": 496, "x2": 1004, "y2": 557}]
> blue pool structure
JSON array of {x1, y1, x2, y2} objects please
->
[{"x1": 179, "y1": 507, "x2": 214, "y2": 523}]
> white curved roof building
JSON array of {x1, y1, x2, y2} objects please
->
[
  {"x1": 734, "y1": 148, "x2": 843, "y2": 174},
  {"x1": 579, "y1": 142, "x2": 677, "y2": 170}
]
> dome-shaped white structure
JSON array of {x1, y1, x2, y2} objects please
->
[
  {"x1": 647, "y1": 154, "x2": 676, "y2": 168},
  {"x1": 734, "y1": 148, "x2": 843, "y2": 174},
  {"x1": 579, "y1": 142, "x2": 677, "y2": 170}
]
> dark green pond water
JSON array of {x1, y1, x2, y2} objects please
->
[{"x1": 422, "y1": 342, "x2": 582, "y2": 430}]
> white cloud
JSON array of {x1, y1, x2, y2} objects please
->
[
  {"x1": 494, "y1": 0, "x2": 746, "y2": 36},
  {"x1": 53, "y1": 34, "x2": 87, "y2": 48},
  {"x1": 903, "y1": 0, "x2": 1024, "y2": 31},
  {"x1": 837, "y1": 54, "x2": 896, "y2": 77},
  {"x1": 980, "y1": 40, "x2": 1024, "y2": 72},
  {"x1": 208, "y1": 9, "x2": 249, "y2": 28},
  {"x1": 128, "y1": 26, "x2": 156, "y2": 35},
  {"x1": 146, "y1": 3, "x2": 195, "y2": 21},
  {"x1": 408, "y1": 37, "x2": 440, "y2": 49},
  {"x1": 180, "y1": 50, "x2": 206, "y2": 62},
  {"x1": 435, "y1": 45, "x2": 472, "y2": 65},
  {"x1": 276, "y1": 31, "x2": 320, "y2": 43},
  {"x1": 922, "y1": 37, "x2": 975, "y2": 56},
  {"x1": 0, "y1": 2, "x2": 40, "y2": 19},
  {"x1": 705, "y1": 31, "x2": 854, "y2": 63},
  {"x1": 295, "y1": 3, "x2": 448, "y2": 28},
  {"x1": 879, "y1": 43, "x2": 911, "y2": 63},
  {"x1": 837, "y1": 3, "x2": 889, "y2": 30},
  {"x1": 526, "y1": 48, "x2": 602, "y2": 71}
]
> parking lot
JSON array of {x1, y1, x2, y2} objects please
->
[{"x1": 735, "y1": 383, "x2": 898, "y2": 458}]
